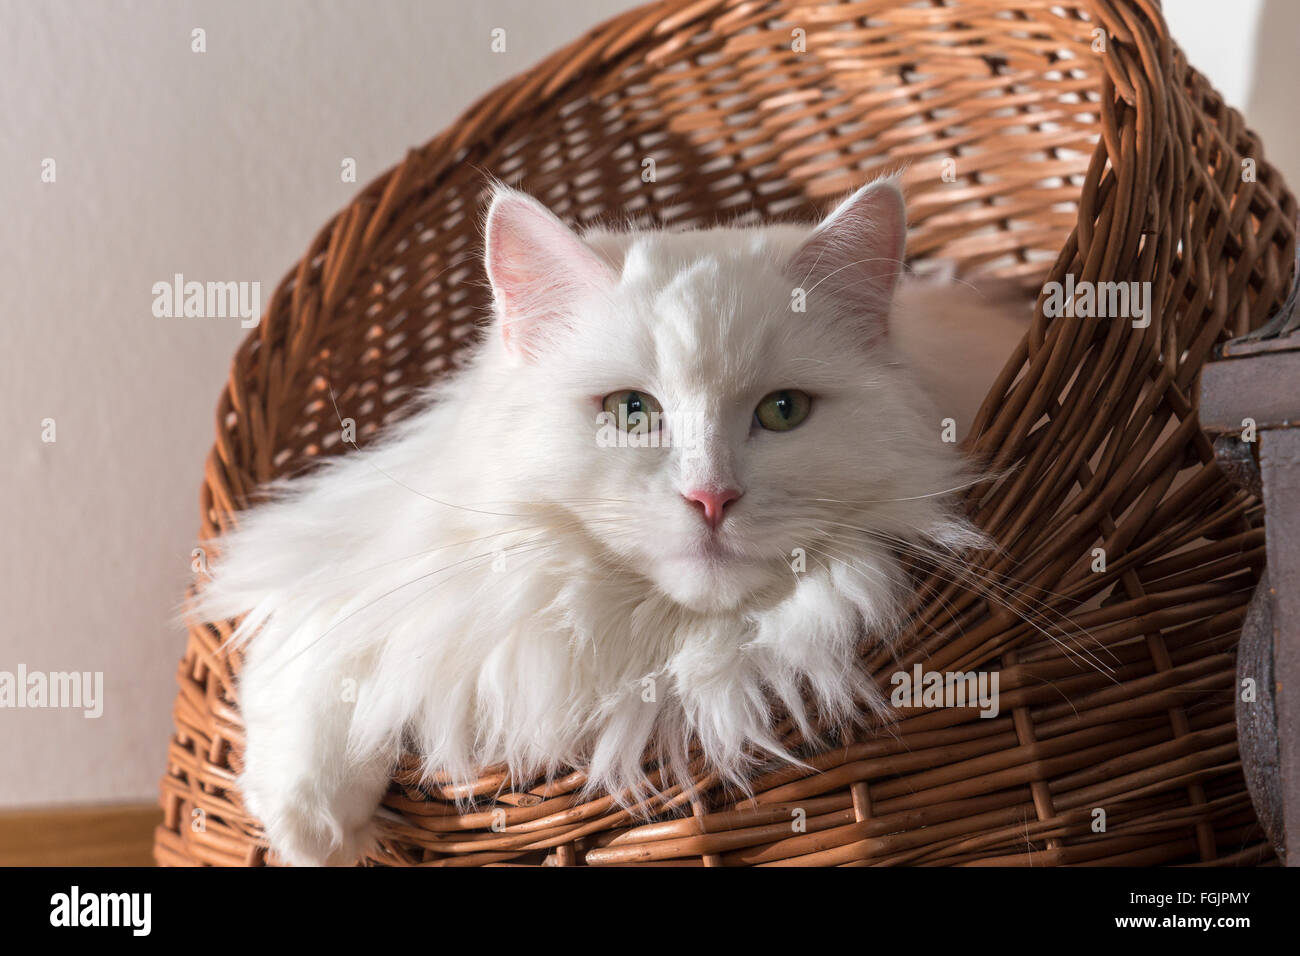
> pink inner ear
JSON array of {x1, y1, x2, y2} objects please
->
[
  {"x1": 787, "y1": 180, "x2": 907, "y2": 336},
  {"x1": 484, "y1": 190, "x2": 615, "y2": 358}
]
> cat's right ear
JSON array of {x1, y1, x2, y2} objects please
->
[
  {"x1": 785, "y1": 178, "x2": 906, "y2": 342},
  {"x1": 483, "y1": 186, "x2": 616, "y2": 360}
]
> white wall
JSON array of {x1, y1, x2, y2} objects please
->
[
  {"x1": 1165, "y1": 0, "x2": 1300, "y2": 190},
  {"x1": 2, "y1": 0, "x2": 1296, "y2": 807},
  {"x1": 0, "y1": 0, "x2": 647, "y2": 807}
]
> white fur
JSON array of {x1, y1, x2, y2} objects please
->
[{"x1": 194, "y1": 181, "x2": 1011, "y2": 865}]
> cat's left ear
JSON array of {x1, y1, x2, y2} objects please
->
[
  {"x1": 484, "y1": 185, "x2": 616, "y2": 360},
  {"x1": 786, "y1": 178, "x2": 906, "y2": 336}
]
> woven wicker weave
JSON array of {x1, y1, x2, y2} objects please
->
[{"x1": 155, "y1": 0, "x2": 1296, "y2": 866}]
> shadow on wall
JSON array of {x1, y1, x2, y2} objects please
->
[{"x1": 1247, "y1": 0, "x2": 1300, "y2": 194}]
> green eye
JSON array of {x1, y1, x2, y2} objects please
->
[
  {"x1": 754, "y1": 390, "x2": 811, "y2": 431},
  {"x1": 602, "y1": 390, "x2": 663, "y2": 433}
]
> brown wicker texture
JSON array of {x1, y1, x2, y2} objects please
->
[{"x1": 155, "y1": 0, "x2": 1296, "y2": 866}]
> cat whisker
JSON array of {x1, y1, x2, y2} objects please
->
[
  {"x1": 805, "y1": 472, "x2": 1003, "y2": 506},
  {"x1": 801, "y1": 256, "x2": 905, "y2": 297},
  {"x1": 823, "y1": 530, "x2": 1119, "y2": 679}
]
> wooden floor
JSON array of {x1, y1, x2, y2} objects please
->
[{"x1": 0, "y1": 804, "x2": 161, "y2": 866}]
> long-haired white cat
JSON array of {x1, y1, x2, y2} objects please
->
[{"x1": 195, "y1": 179, "x2": 1020, "y2": 866}]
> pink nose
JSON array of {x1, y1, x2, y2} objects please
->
[{"x1": 684, "y1": 488, "x2": 743, "y2": 530}]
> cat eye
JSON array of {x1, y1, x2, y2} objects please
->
[
  {"x1": 602, "y1": 390, "x2": 663, "y2": 433},
  {"x1": 754, "y1": 390, "x2": 811, "y2": 431}
]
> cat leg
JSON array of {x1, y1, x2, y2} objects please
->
[{"x1": 236, "y1": 627, "x2": 395, "y2": 867}]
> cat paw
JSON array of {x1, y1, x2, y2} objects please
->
[
  {"x1": 241, "y1": 777, "x2": 379, "y2": 867},
  {"x1": 270, "y1": 804, "x2": 376, "y2": 867}
]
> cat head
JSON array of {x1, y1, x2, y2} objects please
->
[{"x1": 480, "y1": 181, "x2": 971, "y2": 615}]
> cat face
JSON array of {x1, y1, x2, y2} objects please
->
[{"x1": 482, "y1": 182, "x2": 953, "y2": 614}]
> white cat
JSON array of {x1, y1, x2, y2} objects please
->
[{"x1": 194, "y1": 179, "x2": 1017, "y2": 866}]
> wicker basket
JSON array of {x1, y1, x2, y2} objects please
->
[{"x1": 155, "y1": 0, "x2": 1296, "y2": 866}]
